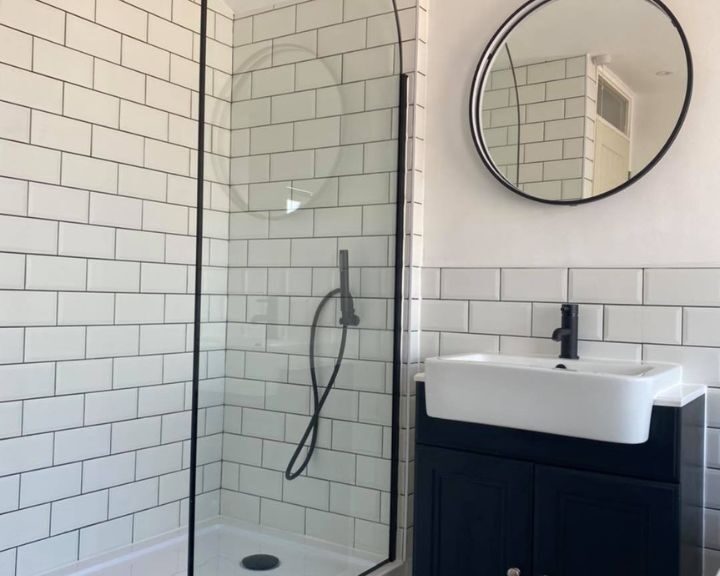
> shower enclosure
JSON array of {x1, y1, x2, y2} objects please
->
[{"x1": 0, "y1": 0, "x2": 407, "y2": 574}]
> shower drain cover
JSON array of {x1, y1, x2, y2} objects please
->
[{"x1": 241, "y1": 554, "x2": 280, "y2": 571}]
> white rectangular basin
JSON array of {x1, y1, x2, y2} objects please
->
[{"x1": 424, "y1": 354, "x2": 683, "y2": 444}]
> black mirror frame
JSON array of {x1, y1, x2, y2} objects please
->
[{"x1": 469, "y1": 0, "x2": 694, "y2": 206}]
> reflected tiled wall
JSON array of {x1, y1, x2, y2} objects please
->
[
  {"x1": 221, "y1": 0, "x2": 421, "y2": 557},
  {"x1": 420, "y1": 266, "x2": 720, "y2": 574},
  {"x1": 0, "y1": 0, "x2": 232, "y2": 572}
]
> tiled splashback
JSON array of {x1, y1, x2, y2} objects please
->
[
  {"x1": 420, "y1": 266, "x2": 720, "y2": 572},
  {"x1": 0, "y1": 0, "x2": 233, "y2": 572}
]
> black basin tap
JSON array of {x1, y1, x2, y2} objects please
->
[{"x1": 552, "y1": 304, "x2": 579, "y2": 360}]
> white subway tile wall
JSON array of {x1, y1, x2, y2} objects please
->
[
  {"x1": 421, "y1": 267, "x2": 720, "y2": 572},
  {"x1": 0, "y1": 0, "x2": 232, "y2": 572},
  {"x1": 220, "y1": 0, "x2": 417, "y2": 558}
]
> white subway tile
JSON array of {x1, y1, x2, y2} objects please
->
[
  {"x1": 569, "y1": 269, "x2": 643, "y2": 304},
  {"x1": 33, "y1": 38, "x2": 93, "y2": 87},
  {"x1": 113, "y1": 355, "x2": 163, "y2": 389},
  {"x1": 0, "y1": 24, "x2": 32, "y2": 69},
  {"x1": 603, "y1": 306, "x2": 681, "y2": 345},
  {"x1": 145, "y1": 139, "x2": 190, "y2": 176},
  {"x1": 120, "y1": 101, "x2": 169, "y2": 141},
  {"x1": 260, "y1": 499, "x2": 305, "y2": 534},
  {"x1": 645, "y1": 269, "x2": 720, "y2": 306},
  {"x1": 86, "y1": 326, "x2": 139, "y2": 359},
  {"x1": 24, "y1": 327, "x2": 85, "y2": 363},
  {"x1": 115, "y1": 294, "x2": 164, "y2": 325},
  {"x1": 59, "y1": 223, "x2": 115, "y2": 260},
  {"x1": 87, "y1": 260, "x2": 140, "y2": 293},
  {"x1": 138, "y1": 383, "x2": 185, "y2": 416},
  {"x1": 83, "y1": 453, "x2": 135, "y2": 492},
  {"x1": 0, "y1": 253, "x2": 25, "y2": 289},
  {"x1": 0, "y1": 178, "x2": 28, "y2": 217},
  {"x1": 133, "y1": 502, "x2": 180, "y2": 541},
  {"x1": 343, "y1": 46, "x2": 394, "y2": 83},
  {"x1": 90, "y1": 193, "x2": 142, "y2": 229},
  {"x1": 94, "y1": 60, "x2": 146, "y2": 105},
  {"x1": 85, "y1": 389, "x2": 138, "y2": 425},
  {"x1": 171, "y1": 0, "x2": 200, "y2": 32},
  {"x1": 20, "y1": 464, "x2": 81, "y2": 508},
  {"x1": 112, "y1": 417, "x2": 161, "y2": 453},
  {"x1": 440, "y1": 268, "x2": 500, "y2": 300},
  {"x1": 117, "y1": 230, "x2": 166, "y2": 263},
  {"x1": 56, "y1": 358, "x2": 113, "y2": 395},
  {"x1": 54, "y1": 425, "x2": 111, "y2": 465},
  {"x1": 296, "y1": 55, "x2": 342, "y2": 91},
  {"x1": 283, "y1": 476, "x2": 329, "y2": 510},
  {"x1": 79, "y1": 517, "x2": 132, "y2": 560},
  {"x1": 136, "y1": 444, "x2": 182, "y2": 480},
  {"x1": 0, "y1": 0, "x2": 64, "y2": 43},
  {"x1": 0, "y1": 363, "x2": 54, "y2": 403},
  {"x1": 139, "y1": 324, "x2": 186, "y2": 355},
  {"x1": 0, "y1": 329, "x2": 23, "y2": 365},
  {"x1": 67, "y1": 15, "x2": 121, "y2": 62},
  {"x1": 0, "y1": 292, "x2": 57, "y2": 328},
  {"x1": 331, "y1": 485, "x2": 380, "y2": 522},
  {"x1": 26, "y1": 255, "x2": 86, "y2": 291},
  {"x1": 0, "y1": 101, "x2": 30, "y2": 142},
  {"x1": 149, "y1": 16, "x2": 193, "y2": 59},
  {"x1": 421, "y1": 300, "x2": 468, "y2": 332},
  {"x1": 0, "y1": 475, "x2": 18, "y2": 513},
  {"x1": 439, "y1": 332, "x2": 500, "y2": 356},
  {"x1": 119, "y1": 165, "x2": 168, "y2": 202},
  {"x1": 469, "y1": 301, "x2": 533, "y2": 336},
  {"x1": 0, "y1": 434, "x2": 53, "y2": 476},
  {"x1": 501, "y1": 268, "x2": 568, "y2": 302},
  {"x1": 297, "y1": 0, "x2": 343, "y2": 31},
  {"x1": 253, "y1": 6, "x2": 295, "y2": 41},
  {"x1": 64, "y1": 85, "x2": 120, "y2": 129},
  {"x1": 315, "y1": 145, "x2": 363, "y2": 177},
  {"x1": 28, "y1": 183, "x2": 88, "y2": 223},
  {"x1": 122, "y1": 36, "x2": 170, "y2": 80},
  {"x1": 94, "y1": 124, "x2": 146, "y2": 169},
  {"x1": 684, "y1": 308, "x2": 720, "y2": 347},
  {"x1": 0, "y1": 139, "x2": 61, "y2": 184},
  {"x1": 96, "y1": 0, "x2": 147, "y2": 40},
  {"x1": 62, "y1": 154, "x2": 118, "y2": 195},
  {"x1": 143, "y1": 201, "x2": 188, "y2": 235},
  {"x1": 51, "y1": 491, "x2": 108, "y2": 535},
  {"x1": 147, "y1": 77, "x2": 192, "y2": 117},
  {"x1": 0, "y1": 505, "x2": 50, "y2": 551},
  {"x1": 109, "y1": 479, "x2": 158, "y2": 518}
]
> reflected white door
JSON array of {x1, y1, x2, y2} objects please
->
[{"x1": 593, "y1": 118, "x2": 631, "y2": 196}]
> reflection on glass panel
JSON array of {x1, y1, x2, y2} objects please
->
[{"x1": 192, "y1": 1, "x2": 402, "y2": 575}]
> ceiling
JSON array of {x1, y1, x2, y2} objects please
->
[{"x1": 503, "y1": 0, "x2": 688, "y2": 94}]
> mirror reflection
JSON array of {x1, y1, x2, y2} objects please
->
[{"x1": 474, "y1": 0, "x2": 691, "y2": 203}]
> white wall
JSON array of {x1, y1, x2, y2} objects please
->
[{"x1": 424, "y1": 0, "x2": 720, "y2": 268}]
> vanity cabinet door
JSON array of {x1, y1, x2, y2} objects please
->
[
  {"x1": 534, "y1": 466, "x2": 679, "y2": 576},
  {"x1": 414, "y1": 445, "x2": 533, "y2": 576}
]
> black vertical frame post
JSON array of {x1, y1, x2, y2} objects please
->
[
  {"x1": 187, "y1": 1, "x2": 208, "y2": 574},
  {"x1": 390, "y1": 73, "x2": 409, "y2": 563}
]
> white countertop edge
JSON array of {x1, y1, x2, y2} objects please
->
[
  {"x1": 415, "y1": 373, "x2": 707, "y2": 409},
  {"x1": 653, "y1": 384, "x2": 707, "y2": 408}
]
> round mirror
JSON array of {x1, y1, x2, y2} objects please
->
[{"x1": 470, "y1": 0, "x2": 693, "y2": 205}]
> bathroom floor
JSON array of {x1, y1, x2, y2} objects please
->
[{"x1": 45, "y1": 520, "x2": 382, "y2": 576}]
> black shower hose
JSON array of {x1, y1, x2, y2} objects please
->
[{"x1": 285, "y1": 288, "x2": 348, "y2": 481}]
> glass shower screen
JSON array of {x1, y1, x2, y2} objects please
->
[{"x1": 191, "y1": 0, "x2": 405, "y2": 574}]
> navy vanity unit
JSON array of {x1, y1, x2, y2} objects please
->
[{"x1": 413, "y1": 381, "x2": 705, "y2": 576}]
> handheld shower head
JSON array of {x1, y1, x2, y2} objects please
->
[{"x1": 338, "y1": 250, "x2": 360, "y2": 327}]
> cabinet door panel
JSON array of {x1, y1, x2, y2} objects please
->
[
  {"x1": 534, "y1": 466, "x2": 678, "y2": 576},
  {"x1": 414, "y1": 445, "x2": 533, "y2": 576}
]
